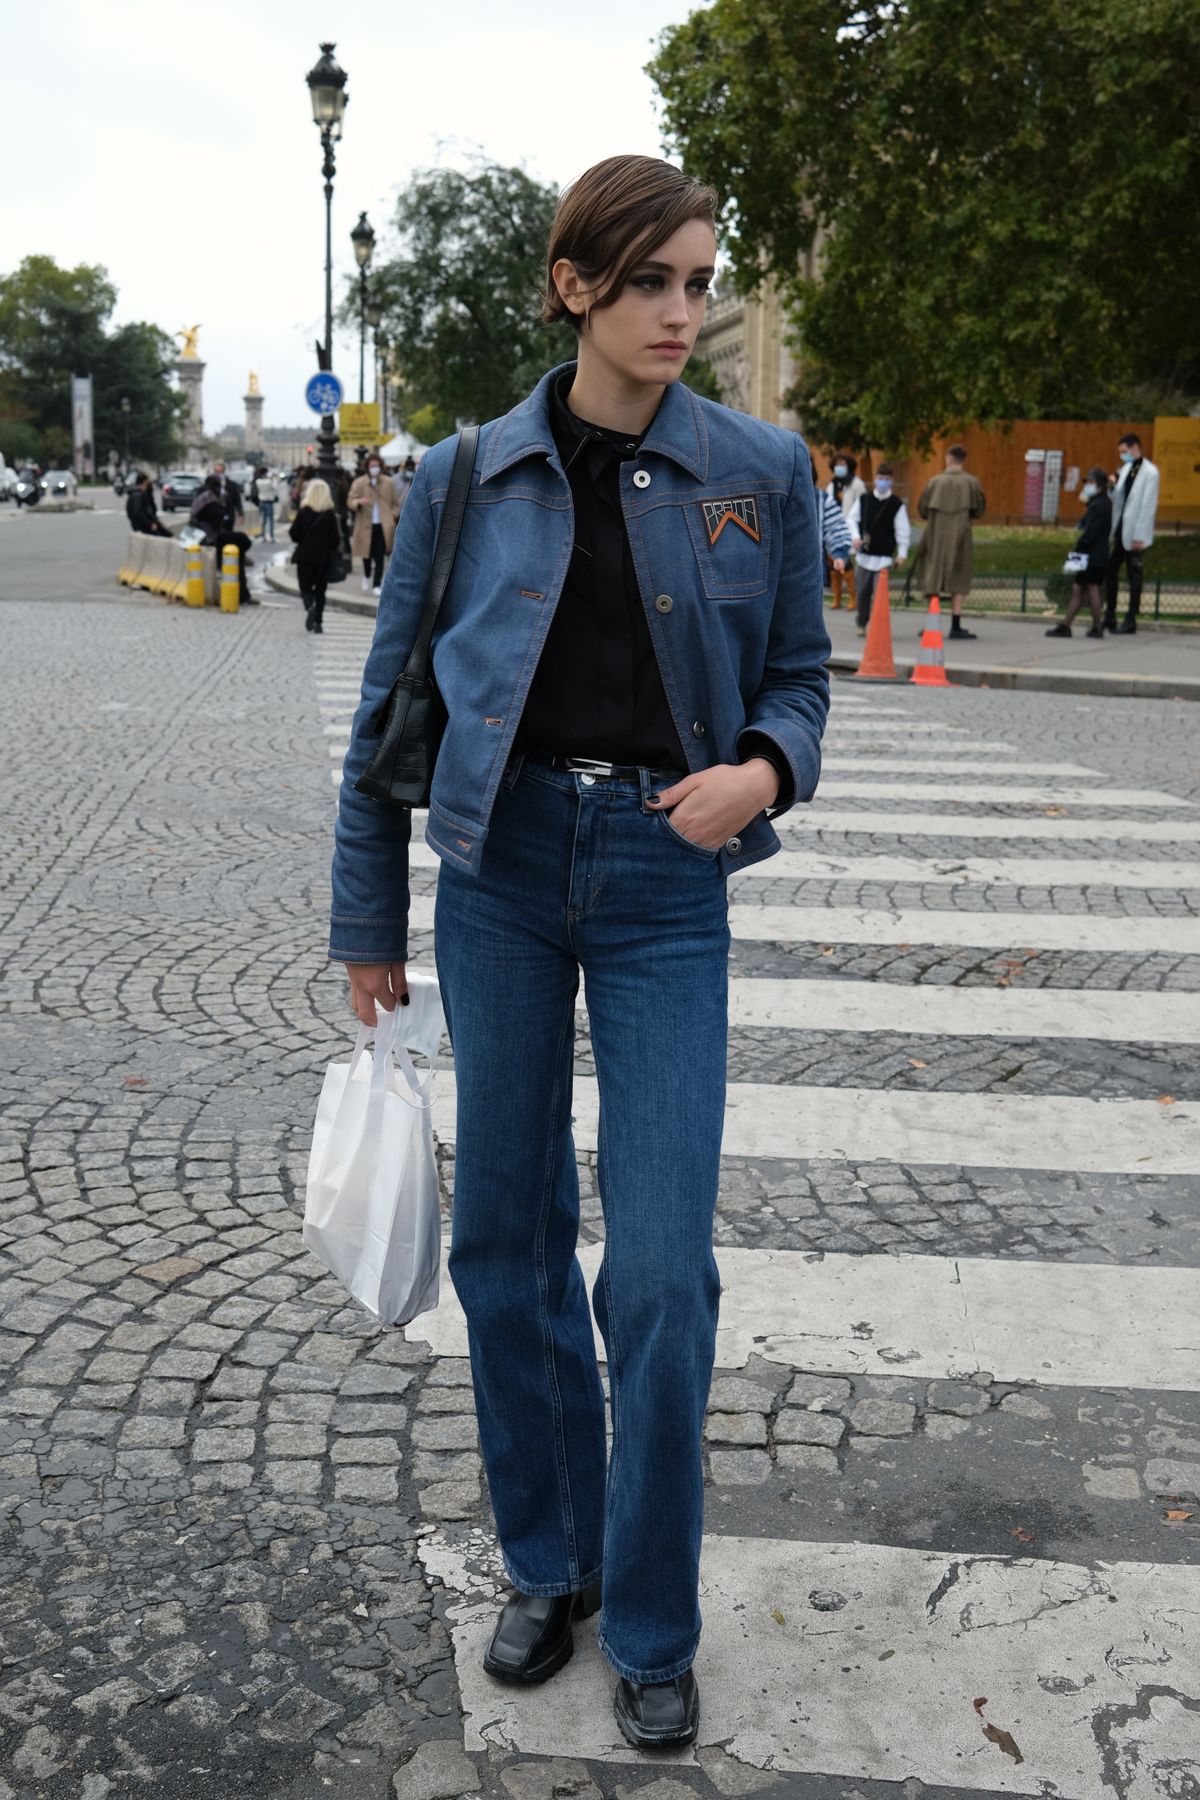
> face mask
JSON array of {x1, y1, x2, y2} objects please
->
[
  {"x1": 368, "y1": 466, "x2": 380, "y2": 479},
  {"x1": 1119, "y1": 450, "x2": 1134, "y2": 464},
  {"x1": 875, "y1": 477, "x2": 892, "y2": 493},
  {"x1": 833, "y1": 463, "x2": 848, "y2": 478},
  {"x1": 1081, "y1": 483, "x2": 1097, "y2": 500}
]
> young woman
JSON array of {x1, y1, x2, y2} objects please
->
[
  {"x1": 288, "y1": 478, "x2": 340, "y2": 632},
  {"x1": 825, "y1": 451, "x2": 864, "y2": 609},
  {"x1": 1046, "y1": 467, "x2": 1112, "y2": 639},
  {"x1": 348, "y1": 453, "x2": 400, "y2": 594},
  {"x1": 330, "y1": 155, "x2": 830, "y2": 1749}
]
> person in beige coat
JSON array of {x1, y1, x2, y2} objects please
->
[
  {"x1": 348, "y1": 453, "x2": 400, "y2": 595},
  {"x1": 916, "y1": 445, "x2": 986, "y2": 640}
]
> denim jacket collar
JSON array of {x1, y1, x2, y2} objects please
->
[{"x1": 478, "y1": 360, "x2": 710, "y2": 487}]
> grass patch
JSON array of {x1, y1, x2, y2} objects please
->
[{"x1": 920, "y1": 524, "x2": 1200, "y2": 581}]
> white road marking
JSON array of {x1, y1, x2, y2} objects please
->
[
  {"x1": 421, "y1": 1066, "x2": 1200, "y2": 1175},
  {"x1": 728, "y1": 902, "x2": 1200, "y2": 955},
  {"x1": 721, "y1": 976, "x2": 1200, "y2": 1042},
  {"x1": 732, "y1": 850, "x2": 1200, "y2": 889},
  {"x1": 823, "y1": 756, "x2": 1100, "y2": 777},
  {"x1": 816, "y1": 780, "x2": 1191, "y2": 807},
  {"x1": 423, "y1": 1528, "x2": 1200, "y2": 1787},
  {"x1": 407, "y1": 1237, "x2": 1200, "y2": 1385},
  {"x1": 786, "y1": 810, "x2": 1200, "y2": 843}
]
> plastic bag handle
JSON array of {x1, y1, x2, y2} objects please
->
[{"x1": 362, "y1": 1003, "x2": 436, "y2": 1111}]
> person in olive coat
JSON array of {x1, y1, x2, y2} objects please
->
[
  {"x1": 288, "y1": 477, "x2": 341, "y2": 632},
  {"x1": 1046, "y1": 467, "x2": 1112, "y2": 638}
]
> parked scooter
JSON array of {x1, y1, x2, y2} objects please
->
[{"x1": 14, "y1": 467, "x2": 41, "y2": 507}]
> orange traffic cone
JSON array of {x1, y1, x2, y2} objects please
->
[
  {"x1": 911, "y1": 595, "x2": 951, "y2": 687},
  {"x1": 854, "y1": 567, "x2": 896, "y2": 680}
]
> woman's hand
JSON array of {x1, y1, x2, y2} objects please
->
[
  {"x1": 345, "y1": 962, "x2": 409, "y2": 1028},
  {"x1": 650, "y1": 760, "x2": 780, "y2": 850}
]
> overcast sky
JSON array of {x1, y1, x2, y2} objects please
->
[{"x1": 6, "y1": 0, "x2": 702, "y2": 437}]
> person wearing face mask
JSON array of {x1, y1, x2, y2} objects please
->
[
  {"x1": 825, "y1": 452, "x2": 864, "y2": 609},
  {"x1": 916, "y1": 444, "x2": 986, "y2": 639},
  {"x1": 1103, "y1": 432, "x2": 1160, "y2": 635},
  {"x1": 1046, "y1": 467, "x2": 1112, "y2": 639},
  {"x1": 348, "y1": 452, "x2": 400, "y2": 594},
  {"x1": 848, "y1": 461, "x2": 910, "y2": 636}
]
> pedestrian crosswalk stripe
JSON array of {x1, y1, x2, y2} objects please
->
[
  {"x1": 425, "y1": 1527, "x2": 1200, "y2": 1783},
  {"x1": 784, "y1": 810, "x2": 1200, "y2": 843},
  {"x1": 816, "y1": 779, "x2": 1191, "y2": 807},
  {"x1": 424, "y1": 1070, "x2": 1200, "y2": 1176},
  {"x1": 722, "y1": 977, "x2": 1200, "y2": 1041},
  {"x1": 727, "y1": 902, "x2": 1200, "y2": 954},
  {"x1": 733, "y1": 850, "x2": 1200, "y2": 889},
  {"x1": 823, "y1": 756, "x2": 1101, "y2": 777},
  {"x1": 407, "y1": 1236, "x2": 1200, "y2": 1385},
  {"x1": 825, "y1": 737, "x2": 1024, "y2": 754}
]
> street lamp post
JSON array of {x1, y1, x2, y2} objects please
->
[
  {"x1": 305, "y1": 43, "x2": 349, "y2": 487},
  {"x1": 120, "y1": 396, "x2": 131, "y2": 471},
  {"x1": 351, "y1": 212, "x2": 376, "y2": 406},
  {"x1": 365, "y1": 297, "x2": 383, "y2": 432}
]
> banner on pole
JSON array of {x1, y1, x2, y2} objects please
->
[
  {"x1": 339, "y1": 402, "x2": 381, "y2": 447},
  {"x1": 71, "y1": 375, "x2": 94, "y2": 478}
]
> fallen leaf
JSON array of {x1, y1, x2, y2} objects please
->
[
  {"x1": 878, "y1": 1648, "x2": 896, "y2": 1660},
  {"x1": 997, "y1": 977, "x2": 1011, "y2": 987},
  {"x1": 124, "y1": 1077, "x2": 148, "y2": 1088},
  {"x1": 820, "y1": 946, "x2": 835, "y2": 956},
  {"x1": 771, "y1": 1609, "x2": 785, "y2": 1626},
  {"x1": 1165, "y1": 1509, "x2": 1194, "y2": 1522},
  {"x1": 983, "y1": 1722, "x2": 1024, "y2": 1764},
  {"x1": 908, "y1": 1058, "x2": 928, "y2": 1069},
  {"x1": 1011, "y1": 1526, "x2": 1033, "y2": 1542},
  {"x1": 1044, "y1": 806, "x2": 1066, "y2": 817},
  {"x1": 973, "y1": 1697, "x2": 988, "y2": 1714},
  {"x1": 1157, "y1": 1094, "x2": 1176, "y2": 1106}
]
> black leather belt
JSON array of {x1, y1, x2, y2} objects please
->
[{"x1": 521, "y1": 752, "x2": 685, "y2": 781}]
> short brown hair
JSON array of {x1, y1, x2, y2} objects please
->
[
  {"x1": 541, "y1": 155, "x2": 717, "y2": 332},
  {"x1": 947, "y1": 444, "x2": 968, "y2": 463}
]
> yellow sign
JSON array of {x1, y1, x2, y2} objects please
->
[
  {"x1": 339, "y1": 402, "x2": 381, "y2": 447},
  {"x1": 1155, "y1": 416, "x2": 1200, "y2": 510}
]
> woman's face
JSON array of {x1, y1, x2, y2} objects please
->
[{"x1": 557, "y1": 217, "x2": 716, "y2": 389}]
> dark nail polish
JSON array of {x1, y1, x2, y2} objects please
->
[{"x1": 401, "y1": 993, "x2": 410, "y2": 1006}]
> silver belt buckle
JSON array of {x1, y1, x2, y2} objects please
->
[{"x1": 566, "y1": 756, "x2": 616, "y2": 779}]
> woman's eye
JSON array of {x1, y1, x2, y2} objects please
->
[
  {"x1": 688, "y1": 281, "x2": 711, "y2": 297},
  {"x1": 633, "y1": 275, "x2": 664, "y2": 290}
]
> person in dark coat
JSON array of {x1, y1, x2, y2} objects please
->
[
  {"x1": 1046, "y1": 467, "x2": 1112, "y2": 638},
  {"x1": 125, "y1": 473, "x2": 170, "y2": 535},
  {"x1": 288, "y1": 477, "x2": 341, "y2": 632},
  {"x1": 190, "y1": 476, "x2": 256, "y2": 605}
]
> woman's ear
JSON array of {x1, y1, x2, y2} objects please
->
[{"x1": 550, "y1": 258, "x2": 591, "y2": 321}]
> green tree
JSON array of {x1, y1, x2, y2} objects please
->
[
  {"x1": 649, "y1": 0, "x2": 1200, "y2": 448},
  {"x1": 355, "y1": 161, "x2": 573, "y2": 436},
  {"x1": 0, "y1": 255, "x2": 184, "y2": 466}
]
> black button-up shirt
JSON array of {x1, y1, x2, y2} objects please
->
[{"x1": 515, "y1": 374, "x2": 685, "y2": 768}]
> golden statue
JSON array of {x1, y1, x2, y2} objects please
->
[
  {"x1": 175, "y1": 325, "x2": 202, "y2": 360},
  {"x1": 247, "y1": 371, "x2": 261, "y2": 396}
]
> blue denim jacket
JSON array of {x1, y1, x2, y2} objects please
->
[{"x1": 330, "y1": 362, "x2": 830, "y2": 962}]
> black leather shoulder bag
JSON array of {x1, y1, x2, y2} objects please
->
[{"x1": 354, "y1": 425, "x2": 480, "y2": 810}]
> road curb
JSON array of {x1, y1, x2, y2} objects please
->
[{"x1": 827, "y1": 653, "x2": 1200, "y2": 702}]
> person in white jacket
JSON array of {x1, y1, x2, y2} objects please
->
[{"x1": 1104, "y1": 432, "x2": 1159, "y2": 635}]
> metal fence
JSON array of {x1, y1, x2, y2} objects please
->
[{"x1": 891, "y1": 570, "x2": 1200, "y2": 620}]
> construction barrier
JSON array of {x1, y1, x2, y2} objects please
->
[
  {"x1": 854, "y1": 566, "x2": 898, "y2": 681},
  {"x1": 912, "y1": 595, "x2": 952, "y2": 688},
  {"x1": 118, "y1": 533, "x2": 220, "y2": 607},
  {"x1": 219, "y1": 545, "x2": 240, "y2": 612}
]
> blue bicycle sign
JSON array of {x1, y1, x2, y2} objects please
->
[{"x1": 305, "y1": 373, "x2": 344, "y2": 415}]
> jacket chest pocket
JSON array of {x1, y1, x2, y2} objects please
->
[{"x1": 684, "y1": 493, "x2": 770, "y2": 598}]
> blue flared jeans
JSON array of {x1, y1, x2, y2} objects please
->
[{"x1": 434, "y1": 754, "x2": 730, "y2": 1684}]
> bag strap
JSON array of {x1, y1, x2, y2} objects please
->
[{"x1": 401, "y1": 424, "x2": 480, "y2": 682}]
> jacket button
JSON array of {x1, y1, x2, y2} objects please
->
[
  {"x1": 725, "y1": 836, "x2": 742, "y2": 855},
  {"x1": 655, "y1": 594, "x2": 673, "y2": 614},
  {"x1": 692, "y1": 720, "x2": 706, "y2": 737},
  {"x1": 633, "y1": 470, "x2": 651, "y2": 489}
]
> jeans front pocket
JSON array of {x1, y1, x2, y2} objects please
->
[{"x1": 656, "y1": 808, "x2": 722, "y2": 861}]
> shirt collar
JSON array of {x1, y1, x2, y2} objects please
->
[{"x1": 479, "y1": 360, "x2": 711, "y2": 485}]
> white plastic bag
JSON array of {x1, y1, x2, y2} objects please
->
[{"x1": 304, "y1": 970, "x2": 445, "y2": 1326}]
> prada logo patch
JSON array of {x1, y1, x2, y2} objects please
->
[{"x1": 701, "y1": 496, "x2": 761, "y2": 546}]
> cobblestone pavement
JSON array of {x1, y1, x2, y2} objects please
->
[{"x1": 2, "y1": 562, "x2": 1199, "y2": 1798}]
